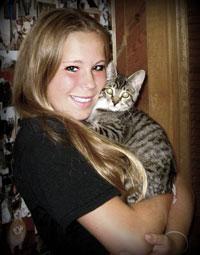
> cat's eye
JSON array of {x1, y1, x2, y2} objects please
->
[
  {"x1": 65, "y1": 66, "x2": 78, "y2": 72},
  {"x1": 106, "y1": 88, "x2": 113, "y2": 95},
  {"x1": 122, "y1": 92, "x2": 130, "y2": 98}
]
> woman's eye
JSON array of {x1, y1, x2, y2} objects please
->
[
  {"x1": 93, "y1": 65, "x2": 105, "y2": 71},
  {"x1": 106, "y1": 88, "x2": 113, "y2": 95},
  {"x1": 65, "y1": 66, "x2": 78, "y2": 72},
  {"x1": 122, "y1": 92, "x2": 130, "y2": 98}
]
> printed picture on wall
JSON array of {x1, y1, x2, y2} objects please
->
[
  {"x1": 9, "y1": 16, "x2": 35, "y2": 51},
  {"x1": 37, "y1": 1, "x2": 56, "y2": 17},
  {"x1": 4, "y1": 1, "x2": 17, "y2": 20}
]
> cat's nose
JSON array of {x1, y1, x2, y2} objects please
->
[{"x1": 113, "y1": 96, "x2": 120, "y2": 105}]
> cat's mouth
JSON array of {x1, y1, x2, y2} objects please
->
[{"x1": 70, "y1": 95, "x2": 92, "y2": 103}]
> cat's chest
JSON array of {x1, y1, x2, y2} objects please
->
[
  {"x1": 87, "y1": 109, "x2": 128, "y2": 143},
  {"x1": 88, "y1": 111, "x2": 121, "y2": 128}
]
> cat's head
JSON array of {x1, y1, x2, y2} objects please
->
[{"x1": 94, "y1": 61, "x2": 146, "y2": 112}]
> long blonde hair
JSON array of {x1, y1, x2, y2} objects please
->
[{"x1": 13, "y1": 8, "x2": 147, "y2": 202}]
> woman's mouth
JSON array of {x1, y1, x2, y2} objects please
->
[
  {"x1": 70, "y1": 95, "x2": 95, "y2": 109},
  {"x1": 70, "y1": 95, "x2": 92, "y2": 103}
]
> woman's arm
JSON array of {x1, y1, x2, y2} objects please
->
[
  {"x1": 145, "y1": 172, "x2": 195, "y2": 254},
  {"x1": 78, "y1": 193, "x2": 172, "y2": 255}
]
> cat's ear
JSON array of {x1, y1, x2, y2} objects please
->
[
  {"x1": 106, "y1": 61, "x2": 117, "y2": 80},
  {"x1": 128, "y1": 70, "x2": 146, "y2": 93}
]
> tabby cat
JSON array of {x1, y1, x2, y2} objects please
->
[{"x1": 86, "y1": 62, "x2": 177, "y2": 204}]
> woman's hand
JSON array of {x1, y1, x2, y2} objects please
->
[
  {"x1": 108, "y1": 232, "x2": 185, "y2": 255},
  {"x1": 145, "y1": 233, "x2": 180, "y2": 255},
  {"x1": 145, "y1": 222, "x2": 190, "y2": 255}
]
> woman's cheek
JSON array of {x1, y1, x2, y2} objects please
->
[{"x1": 63, "y1": 74, "x2": 80, "y2": 91}]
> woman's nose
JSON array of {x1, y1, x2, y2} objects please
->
[{"x1": 81, "y1": 71, "x2": 96, "y2": 89}]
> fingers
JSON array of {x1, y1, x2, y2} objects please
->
[
  {"x1": 145, "y1": 233, "x2": 168, "y2": 245},
  {"x1": 145, "y1": 233, "x2": 173, "y2": 255}
]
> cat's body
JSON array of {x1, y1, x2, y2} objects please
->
[{"x1": 86, "y1": 62, "x2": 177, "y2": 204}]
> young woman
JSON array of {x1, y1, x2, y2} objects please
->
[{"x1": 13, "y1": 8, "x2": 194, "y2": 255}]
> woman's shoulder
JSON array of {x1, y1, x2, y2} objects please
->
[
  {"x1": 19, "y1": 117, "x2": 43, "y2": 133},
  {"x1": 17, "y1": 116, "x2": 67, "y2": 140},
  {"x1": 19, "y1": 116, "x2": 63, "y2": 132},
  {"x1": 14, "y1": 117, "x2": 67, "y2": 157}
]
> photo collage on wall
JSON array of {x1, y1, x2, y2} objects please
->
[
  {"x1": 0, "y1": 0, "x2": 112, "y2": 51},
  {"x1": 0, "y1": 1, "x2": 112, "y2": 254}
]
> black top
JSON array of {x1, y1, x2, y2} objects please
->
[{"x1": 13, "y1": 117, "x2": 120, "y2": 254}]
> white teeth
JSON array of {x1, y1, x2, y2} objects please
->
[{"x1": 71, "y1": 95, "x2": 91, "y2": 103}]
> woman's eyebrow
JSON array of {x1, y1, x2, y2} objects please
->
[
  {"x1": 61, "y1": 59, "x2": 106, "y2": 64},
  {"x1": 61, "y1": 60, "x2": 82, "y2": 64}
]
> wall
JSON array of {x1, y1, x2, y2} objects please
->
[{"x1": 187, "y1": 0, "x2": 200, "y2": 253}]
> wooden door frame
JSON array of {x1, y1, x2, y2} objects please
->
[{"x1": 146, "y1": 0, "x2": 191, "y2": 178}]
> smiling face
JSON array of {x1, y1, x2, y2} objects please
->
[{"x1": 47, "y1": 31, "x2": 106, "y2": 120}]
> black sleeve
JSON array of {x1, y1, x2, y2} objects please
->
[{"x1": 22, "y1": 132, "x2": 120, "y2": 230}]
